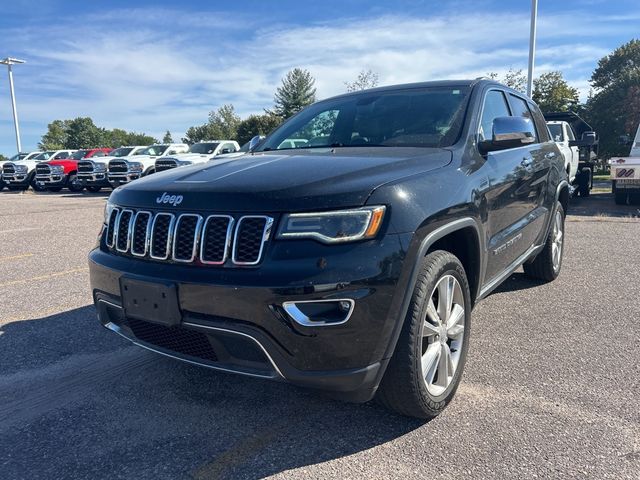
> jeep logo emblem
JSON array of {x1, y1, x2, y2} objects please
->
[{"x1": 156, "y1": 192, "x2": 183, "y2": 206}]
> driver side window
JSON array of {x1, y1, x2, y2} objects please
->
[{"x1": 479, "y1": 90, "x2": 511, "y2": 142}]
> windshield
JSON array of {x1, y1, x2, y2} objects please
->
[
  {"x1": 34, "y1": 151, "x2": 55, "y2": 160},
  {"x1": 8, "y1": 153, "x2": 27, "y2": 161},
  {"x1": 189, "y1": 143, "x2": 219, "y2": 154},
  {"x1": 110, "y1": 147, "x2": 133, "y2": 157},
  {"x1": 548, "y1": 124, "x2": 563, "y2": 142},
  {"x1": 258, "y1": 86, "x2": 471, "y2": 151},
  {"x1": 137, "y1": 145, "x2": 168, "y2": 156},
  {"x1": 70, "y1": 150, "x2": 88, "y2": 160}
]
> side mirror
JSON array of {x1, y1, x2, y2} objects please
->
[
  {"x1": 220, "y1": 148, "x2": 231, "y2": 154},
  {"x1": 479, "y1": 116, "x2": 536, "y2": 154},
  {"x1": 248, "y1": 135, "x2": 265, "y2": 152}
]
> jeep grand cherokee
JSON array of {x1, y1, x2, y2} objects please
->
[{"x1": 89, "y1": 79, "x2": 568, "y2": 419}]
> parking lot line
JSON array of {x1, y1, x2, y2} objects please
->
[
  {"x1": 0, "y1": 267, "x2": 88, "y2": 288},
  {"x1": 0, "y1": 253, "x2": 34, "y2": 262}
]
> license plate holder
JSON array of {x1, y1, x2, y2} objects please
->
[{"x1": 120, "y1": 277, "x2": 181, "y2": 326}]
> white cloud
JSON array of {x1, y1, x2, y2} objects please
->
[{"x1": 0, "y1": 7, "x2": 638, "y2": 152}]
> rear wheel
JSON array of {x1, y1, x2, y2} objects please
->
[
  {"x1": 523, "y1": 202, "x2": 565, "y2": 282},
  {"x1": 578, "y1": 168, "x2": 591, "y2": 197},
  {"x1": 67, "y1": 173, "x2": 83, "y2": 192},
  {"x1": 30, "y1": 174, "x2": 45, "y2": 192},
  {"x1": 377, "y1": 250, "x2": 471, "y2": 419}
]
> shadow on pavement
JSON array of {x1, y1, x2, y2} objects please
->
[
  {"x1": 0, "y1": 306, "x2": 424, "y2": 480},
  {"x1": 568, "y1": 184, "x2": 640, "y2": 219}
]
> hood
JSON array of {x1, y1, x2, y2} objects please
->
[
  {"x1": 113, "y1": 155, "x2": 156, "y2": 164},
  {"x1": 110, "y1": 147, "x2": 452, "y2": 212},
  {"x1": 163, "y1": 153, "x2": 212, "y2": 162},
  {"x1": 47, "y1": 159, "x2": 77, "y2": 166}
]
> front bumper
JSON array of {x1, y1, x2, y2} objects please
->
[
  {"x1": 78, "y1": 173, "x2": 110, "y2": 187},
  {"x1": 108, "y1": 173, "x2": 141, "y2": 186},
  {"x1": 35, "y1": 174, "x2": 66, "y2": 187},
  {"x1": 89, "y1": 231, "x2": 412, "y2": 400},
  {"x1": 2, "y1": 174, "x2": 30, "y2": 186}
]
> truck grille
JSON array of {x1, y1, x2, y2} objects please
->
[
  {"x1": 105, "y1": 208, "x2": 272, "y2": 266},
  {"x1": 155, "y1": 159, "x2": 178, "y2": 172},
  {"x1": 78, "y1": 160, "x2": 94, "y2": 173},
  {"x1": 108, "y1": 160, "x2": 128, "y2": 173},
  {"x1": 3, "y1": 163, "x2": 15, "y2": 175},
  {"x1": 36, "y1": 164, "x2": 51, "y2": 175}
]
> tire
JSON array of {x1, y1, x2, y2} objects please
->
[
  {"x1": 578, "y1": 168, "x2": 591, "y2": 197},
  {"x1": 614, "y1": 190, "x2": 627, "y2": 205},
  {"x1": 523, "y1": 202, "x2": 565, "y2": 282},
  {"x1": 8, "y1": 186, "x2": 26, "y2": 191},
  {"x1": 47, "y1": 187, "x2": 63, "y2": 192},
  {"x1": 86, "y1": 186, "x2": 102, "y2": 192},
  {"x1": 30, "y1": 175, "x2": 45, "y2": 192},
  {"x1": 67, "y1": 173, "x2": 83, "y2": 192},
  {"x1": 377, "y1": 250, "x2": 471, "y2": 419}
]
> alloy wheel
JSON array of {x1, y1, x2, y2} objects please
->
[{"x1": 552, "y1": 210, "x2": 563, "y2": 272}]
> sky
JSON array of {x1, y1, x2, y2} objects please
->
[{"x1": 0, "y1": 0, "x2": 638, "y2": 155}]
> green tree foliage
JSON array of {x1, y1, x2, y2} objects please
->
[
  {"x1": 0, "y1": 154, "x2": 8, "y2": 162},
  {"x1": 236, "y1": 114, "x2": 282, "y2": 145},
  {"x1": 345, "y1": 69, "x2": 379, "y2": 92},
  {"x1": 272, "y1": 68, "x2": 316, "y2": 118},
  {"x1": 532, "y1": 71, "x2": 579, "y2": 112},
  {"x1": 182, "y1": 124, "x2": 218, "y2": 145},
  {"x1": 122, "y1": 132, "x2": 157, "y2": 146},
  {"x1": 586, "y1": 39, "x2": 640, "y2": 158},
  {"x1": 487, "y1": 68, "x2": 527, "y2": 93},
  {"x1": 39, "y1": 119, "x2": 69, "y2": 150},
  {"x1": 208, "y1": 104, "x2": 241, "y2": 139},
  {"x1": 64, "y1": 117, "x2": 106, "y2": 149},
  {"x1": 162, "y1": 130, "x2": 173, "y2": 143}
]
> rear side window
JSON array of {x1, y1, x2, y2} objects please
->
[
  {"x1": 509, "y1": 94, "x2": 539, "y2": 142},
  {"x1": 526, "y1": 100, "x2": 551, "y2": 143},
  {"x1": 479, "y1": 90, "x2": 511, "y2": 142}
]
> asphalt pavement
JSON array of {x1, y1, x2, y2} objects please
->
[{"x1": 0, "y1": 188, "x2": 638, "y2": 479}]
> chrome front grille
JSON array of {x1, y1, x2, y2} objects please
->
[
  {"x1": 36, "y1": 164, "x2": 51, "y2": 175},
  {"x1": 105, "y1": 208, "x2": 272, "y2": 266},
  {"x1": 3, "y1": 163, "x2": 15, "y2": 175},
  {"x1": 108, "y1": 160, "x2": 128, "y2": 173},
  {"x1": 155, "y1": 159, "x2": 178, "y2": 172},
  {"x1": 78, "y1": 160, "x2": 94, "y2": 173}
]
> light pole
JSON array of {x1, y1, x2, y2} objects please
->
[
  {"x1": 526, "y1": 0, "x2": 538, "y2": 97},
  {"x1": 0, "y1": 57, "x2": 26, "y2": 154}
]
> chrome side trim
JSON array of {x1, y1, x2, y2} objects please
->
[
  {"x1": 232, "y1": 216, "x2": 274, "y2": 266},
  {"x1": 478, "y1": 242, "x2": 543, "y2": 299},
  {"x1": 199, "y1": 215, "x2": 234, "y2": 265},
  {"x1": 149, "y1": 213, "x2": 176, "y2": 260},
  {"x1": 105, "y1": 208, "x2": 120, "y2": 248},
  {"x1": 171, "y1": 213, "x2": 203, "y2": 263},
  {"x1": 115, "y1": 209, "x2": 134, "y2": 253},
  {"x1": 130, "y1": 211, "x2": 152, "y2": 257},
  {"x1": 282, "y1": 298, "x2": 355, "y2": 327}
]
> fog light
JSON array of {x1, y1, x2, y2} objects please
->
[{"x1": 282, "y1": 299, "x2": 355, "y2": 327}]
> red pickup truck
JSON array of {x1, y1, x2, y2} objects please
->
[{"x1": 35, "y1": 148, "x2": 112, "y2": 192}]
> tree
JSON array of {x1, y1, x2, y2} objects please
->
[
  {"x1": 586, "y1": 39, "x2": 640, "y2": 158},
  {"x1": 64, "y1": 117, "x2": 106, "y2": 148},
  {"x1": 122, "y1": 132, "x2": 157, "y2": 146},
  {"x1": 486, "y1": 68, "x2": 527, "y2": 93},
  {"x1": 182, "y1": 124, "x2": 218, "y2": 145},
  {"x1": 236, "y1": 114, "x2": 282, "y2": 145},
  {"x1": 272, "y1": 68, "x2": 316, "y2": 118},
  {"x1": 162, "y1": 130, "x2": 173, "y2": 143},
  {"x1": 208, "y1": 104, "x2": 241, "y2": 139},
  {"x1": 0, "y1": 154, "x2": 8, "y2": 162},
  {"x1": 345, "y1": 69, "x2": 379, "y2": 92},
  {"x1": 532, "y1": 71, "x2": 579, "y2": 113},
  {"x1": 39, "y1": 120, "x2": 69, "y2": 150}
]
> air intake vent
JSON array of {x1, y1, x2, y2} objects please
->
[
  {"x1": 233, "y1": 216, "x2": 272, "y2": 265},
  {"x1": 36, "y1": 164, "x2": 51, "y2": 175},
  {"x1": 78, "y1": 161, "x2": 94, "y2": 173},
  {"x1": 155, "y1": 159, "x2": 178, "y2": 172},
  {"x1": 200, "y1": 216, "x2": 233, "y2": 264},
  {"x1": 131, "y1": 212, "x2": 152, "y2": 256},
  {"x1": 116, "y1": 210, "x2": 133, "y2": 252},
  {"x1": 172, "y1": 214, "x2": 202, "y2": 262},
  {"x1": 150, "y1": 213, "x2": 174, "y2": 259}
]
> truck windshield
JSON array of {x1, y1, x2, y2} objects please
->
[
  {"x1": 258, "y1": 86, "x2": 471, "y2": 151},
  {"x1": 189, "y1": 143, "x2": 219, "y2": 154},
  {"x1": 138, "y1": 146, "x2": 168, "y2": 156},
  {"x1": 110, "y1": 147, "x2": 133, "y2": 157},
  {"x1": 548, "y1": 124, "x2": 563, "y2": 142},
  {"x1": 34, "y1": 151, "x2": 55, "y2": 160},
  {"x1": 70, "y1": 150, "x2": 89, "y2": 160}
]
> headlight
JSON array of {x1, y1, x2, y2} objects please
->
[
  {"x1": 129, "y1": 162, "x2": 143, "y2": 172},
  {"x1": 277, "y1": 206, "x2": 386, "y2": 244},
  {"x1": 104, "y1": 200, "x2": 115, "y2": 224},
  {"x1": 51, "y1": 165, "x2": 64, "y2": 173}
]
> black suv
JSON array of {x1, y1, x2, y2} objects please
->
[{"x1": 89, "y1": 80, "x2": 568, "y2": 419}]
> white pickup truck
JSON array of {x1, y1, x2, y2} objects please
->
[
  {"x1": 547, "y1": 121, "x2": 579, "y2": 184},
  {"x1": 154, "y1": 140, "x2": 239, "y2": 173},
  {"x1": 107, "y1": 143, "x2": 189, "y2": 186},
  {"x1": 2, "y1": 150, "x2": 75, "y2": 191},
  {"x1": 610, "y1": 123, "x2": 640, "y2": 205},
  {"x1": 78, "y1": 146, "x2": 147, "y2": 192}
]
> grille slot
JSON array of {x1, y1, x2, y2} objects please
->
[
  {"x1": 78, "y1": 161, "x2": 94, "y2": 173},
  {"x1": 155, "y1": 159, "x2": 178, "y2": 172},
  {"x1": 200, "y1": 216, "x2": 233, "y2": 264},
  {"x1": 131, "y1": 211, "x2": 152, "y2": 256},
  {"x1": 3, "y1": 163, "x2": 15, "y2": 175},
  {"x1": 36, "y1": 164, "x2": 51, "y2": 175},
  {"x1": 172, "y1": 214, "x2": 202, "y2": 262},
  {"x1": 126, "y1": 318, "x2": 218, "y2": 362},
  {"x1": 115, "y1": 210, "x2": 133, "y2": 252},
  {"x1": 150, "y1": 213, "x2": 175, "y2": 260},
  {"x1": 233, "y1": 216, "x2": 272, "y2": 265},
  {"x1": 108, "y1": 160, "x2": 128, "y2": 173},
  {"x1": 106, "y1": 208, "x2": 120, "y2": 248}
]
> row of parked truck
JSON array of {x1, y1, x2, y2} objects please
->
[{"x1": 0, "y1": 140, "x2": 245, "y2": 192}]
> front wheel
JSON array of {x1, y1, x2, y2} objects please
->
[
  {"x1": 67, "y1": 173, "x2": 83, "y2": 192},
  {"x1": 523, "y1": 202, "x2": 565, "y2": 282},
  {"x1": 377, "y1": 250, "x2": 471, "y2": 419},
  {"x1": 578, "y1": 168, "x2": 591, "y2": 197}
]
